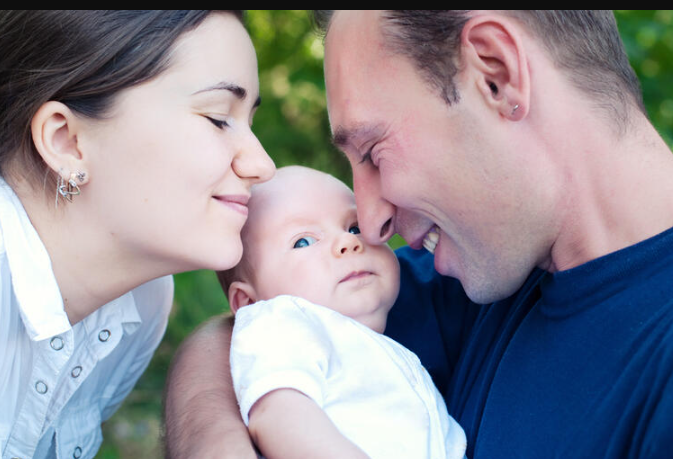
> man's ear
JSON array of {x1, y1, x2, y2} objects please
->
[
  {"x1": 30, "y1": 101, "x2": 87, "y2": 181},
  {"x1": 228, "y1": 281, "x2": 258, "y2": 315},
  {"x1": 461, "y1": 14, "x2": 530, "y2": 121}
]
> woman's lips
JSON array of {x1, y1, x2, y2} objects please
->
[{"x1": 214, "y1": 195, "x2": 249, "y2": 217}]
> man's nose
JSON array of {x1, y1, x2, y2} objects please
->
[{"x1": 353, "y1": 170, "x2": 395, "y2": 245}]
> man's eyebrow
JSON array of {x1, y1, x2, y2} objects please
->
[
  {"x1": 193, "y1": 81, "x2": 261, "y2": 108},
  {"x1": 332, "y1": 126, "x2": 351, "y2": 148},
  {"x1": 332, "y1": 124, "x2": 383, "y2": 149}
]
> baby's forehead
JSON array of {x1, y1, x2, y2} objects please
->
[
  {"x1": 247, "y1": 169, "x2": 353, "y2": 229},
  {"x1": 253, "y1": 167, "x2": 353, "y2": 204}
]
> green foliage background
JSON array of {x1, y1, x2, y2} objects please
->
[{"x1": 98, "y1": 10, "x2": 673, "y2": 458}]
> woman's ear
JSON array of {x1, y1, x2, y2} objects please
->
[
  {"x1": 30, "y1": 101, "x2": 87, "y2": 180},
  {"x1": 228, "y1": 281, "x2": 258, "y2": 314},
  {"x1": 461, "y1": 14, "x2": 530, "y2": 121}
]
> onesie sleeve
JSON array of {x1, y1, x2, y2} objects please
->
[{"x1": 230, "y1": 296, "x2": 331, "y2": 425}]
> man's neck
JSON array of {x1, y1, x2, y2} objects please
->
[{"x1": 547, "y1": 113, "x2": 673, "y2": 272}]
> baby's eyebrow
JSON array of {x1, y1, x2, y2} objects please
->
[{"x1": 282, "y1": 215, "x2": 318, "y2": 229}]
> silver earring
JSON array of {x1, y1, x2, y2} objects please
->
[
  {"x1": 56, "y1": 174, "x2": 81, "y2": 204},
  {"x1": 511, "y1": 104, "x2": 520, "y2": 116}
]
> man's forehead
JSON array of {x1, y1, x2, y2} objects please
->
[
  {"x1": 325, "y1": 11, "x2": 388, "y2": 142},
  {"x1": 328, "y1": 10, "x2": 380, "y2": 39},
  {"x1": 325, "y1": 11, "x2": 384, "y2": 66}
]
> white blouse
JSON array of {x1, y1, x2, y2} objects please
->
[{"x1": 0, "y1": 178, "x2": 173, "y2": 459}]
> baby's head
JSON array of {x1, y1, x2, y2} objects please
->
[{"x1": 218, "y1": 165, "x2": 400, "y2": 333}]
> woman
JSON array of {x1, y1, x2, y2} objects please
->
[{"x1": 0, "y1": 10, "x2": 274, "y2": 459}]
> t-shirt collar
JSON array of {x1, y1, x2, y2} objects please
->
[{"x1": 539, "y1": 225, "x2": 673, "y2": 318}]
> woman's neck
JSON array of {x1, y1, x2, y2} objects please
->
[{"x1": 11, "y1": 177, "x2": 161, "y2": 324}]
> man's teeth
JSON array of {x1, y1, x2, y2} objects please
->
[{"x1": 422, "y1": 226, "x2": 439, "y2": 254}]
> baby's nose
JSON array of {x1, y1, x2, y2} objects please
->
[{"x1": 335, "y1": 232, "x2": 363, "y2": 256}]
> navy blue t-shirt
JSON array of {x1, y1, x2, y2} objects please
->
[{"x1": 385, "y1": 228, "x2": 673, "y2": 458}]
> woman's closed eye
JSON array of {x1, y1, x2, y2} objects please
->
[
  {"x1": 206, "y1": 116, "x2": 230, "y2": 129},
  {"x1": 293, "y1": 235, "x2": 317, "y2": 249}
]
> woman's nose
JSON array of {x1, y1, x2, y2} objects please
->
[{"x1": 233, "y1": 129, "x2": 276, "y2": 185}]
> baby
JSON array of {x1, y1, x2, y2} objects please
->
[{"x1": 219, "y1": 166, "x2": 467, "y2": 459}]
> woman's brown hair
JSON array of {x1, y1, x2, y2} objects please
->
[{"x1": 0, "y1": 10, "x2": 243, "y2": 186}]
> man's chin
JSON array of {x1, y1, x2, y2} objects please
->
[{"x1": 460, "y1": 272, "x2": 530, "y2": 305}]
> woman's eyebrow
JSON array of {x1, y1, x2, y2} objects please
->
[{"x1": 193, "y1": 81, "x2": 261, "y2": 108}]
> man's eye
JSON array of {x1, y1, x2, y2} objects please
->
[
  {"x1": 293, "y1": 236, "x2": 317, "y2": 249},
  {"x1": 358, "y1": 142, "x2": 380, "y2": 167},
  {"x1": 358, "y1": 151, "x2": 374, "y2": 166},
  {"x1": 348, "y1": 225, "x2": 361, "y2": 235}
]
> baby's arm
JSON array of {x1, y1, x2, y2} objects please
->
[
  {"x1": 248, "y1": 388, "x2": 369, "y2": 459},
  {"x1": 232, "y1": 297, "x2": 373, "y2": 458}
]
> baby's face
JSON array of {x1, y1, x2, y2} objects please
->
[{"x1": 244, "y1": 167, "x2": 400, "y2": 332}]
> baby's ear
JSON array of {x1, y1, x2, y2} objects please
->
[{"x1": 228, "y1": 281, "x2": 257, "y2": 315}]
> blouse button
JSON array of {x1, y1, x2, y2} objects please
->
[
  {"x1": 35, "y1": 380, "x2": 48, "y2": 394},
  {"x1": 71, "y1": 366, "x2": 83, "y2": 378},
  {"x1": 98, "y1": 329, "x2": 111, "y2": 342},
  {"x1": 50, "y1": 336, "x2": 64, "y2": 350},
  {"x1": 73, "y1": 446, "x2": 82, "y2": 459}
]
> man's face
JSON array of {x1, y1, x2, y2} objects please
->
[{"x1": 325, "y1": 11, "x2": 554, "y2": 303}]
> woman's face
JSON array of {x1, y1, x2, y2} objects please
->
[{"x1": 78, "y1": 13, "x2": 275, "y2": 273}]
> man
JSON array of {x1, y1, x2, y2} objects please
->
[{"x1": 165, "y1": 11, "x2": 673, "y2": 458}]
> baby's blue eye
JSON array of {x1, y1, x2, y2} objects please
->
[
  {"x1": 293, "y1": 236, "x2": 317, "y2": 249},
  {"x1": 349, "y1": 225, "x2": 361, "y2": 235}
]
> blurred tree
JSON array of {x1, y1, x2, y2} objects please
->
[
  {"x1": 100, "y1": 10, "x2": 673, "y2": 458},
  {"x1": 248, "y1": 10, "x2": 351, "y2": 181},
  {"x1": 616, "y1": 10, "x2": 673, "y2": 146}
]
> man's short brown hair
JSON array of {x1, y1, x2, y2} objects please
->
[{"x1": 314, "y1": 10, "x2": 644, "y2": 131}]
